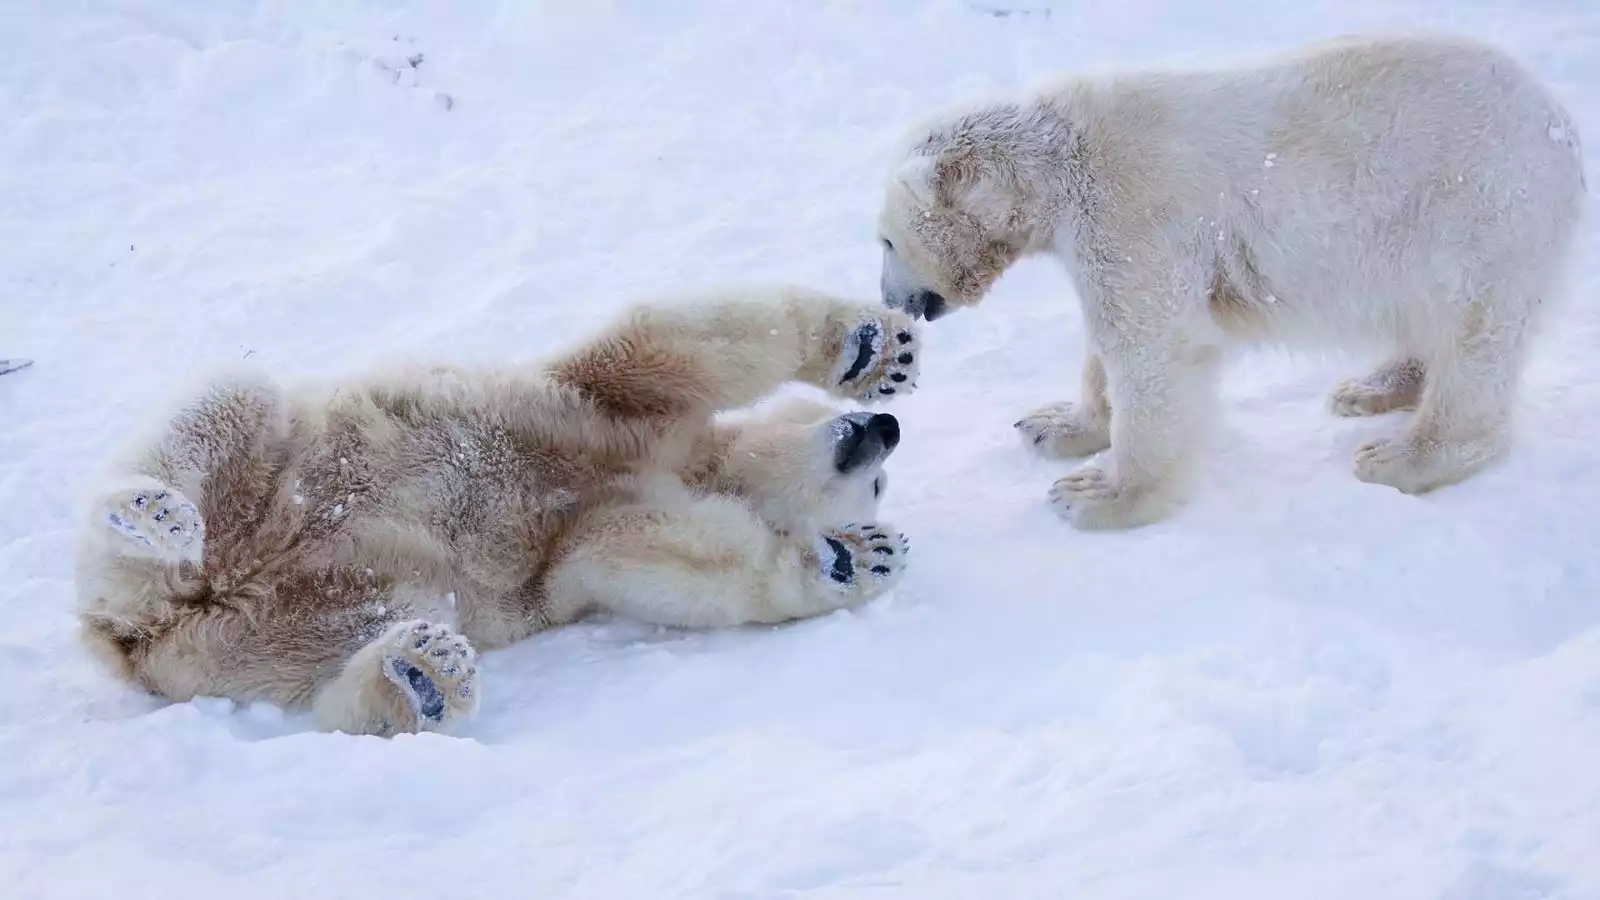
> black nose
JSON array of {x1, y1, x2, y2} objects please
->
[
  {"x1": 904, "y1": 290, "x2": 947, "y2": 321},
  {"x1": 866, "y1": 413, "x2": 900, "y2": 450},
  {"x1": 833, "y1": 412, "x2": 903, "y2": 473}
]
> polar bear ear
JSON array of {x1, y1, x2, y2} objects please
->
[{"x1": 895, "y1": 155, "x2": 939, "y2": 207}]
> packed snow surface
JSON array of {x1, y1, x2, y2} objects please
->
[{"x1": 3, "y1": 1, "x2": 1599, "y2": 898}]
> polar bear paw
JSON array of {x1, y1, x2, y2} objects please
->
[
  {"x1": 1015, "y1": 401, "x2": 1111, "y2": 459},
  {"x1": 380, "y1": 620, "x2": 480, "y2": 731},
  {"x1": 831, "y1": 312, "x2": 922, "y2": 403},
  {"x1": 1353, "y1": 432, "x2": 1505, "y2": 494},
  {"x1": 1048, "y1": 466, "x2": 1183, "y2": 531},
  {"x1": 1330, "y1": 359, "x2": 1425, "y2": 417},
  {"x1": 99, "y1": 480, "x2": 204, "y2": 563},
  {"x1": 814, "y1": 523, "x2": 908, "y2": 599}
]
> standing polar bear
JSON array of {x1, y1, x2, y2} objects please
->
[
  {"x1": 74, "y1": 287, "x2": 921, "y2": 737},
  {"x1": 876, "y1": 32, "x2": 1587, "y2": 530}
]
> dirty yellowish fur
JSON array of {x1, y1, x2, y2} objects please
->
[{"x1": 75, "y1": 286, "x2": 921, "y2": 736}]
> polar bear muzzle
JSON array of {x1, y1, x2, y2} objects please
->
[
  {"x1": 880, "y1": 240, "x2": 950, "y2": 321},
  {"x1": 831, "y1": 412, "x2": 901, "y2": 474},
  {"x1": 901, "y1": 290, "x2": 948, "y2": 321}
]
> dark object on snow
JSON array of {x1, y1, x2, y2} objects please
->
[{"x1": 0, "y1": 358, "x2": 34, "y2": 376}]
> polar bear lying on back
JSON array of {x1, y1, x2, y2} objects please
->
[
  {"x1": 75, "y1": 287, "x2": 920, "y2": 736},
  {"x1": 876, "y1": 32, "x2": 1587, "y2": 530}
]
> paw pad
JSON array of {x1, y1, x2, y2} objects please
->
[
  {"x1": 833, "y1": 314, "x2": 922, "y2": 403},
  {"x1": 382, "y1": 620, "x2": 478, "y2": 729},
  {"x1": 815, "y1": 523, "x2": 909, "y2": 595},
  {"x1": 838, "y1": 320, "x2": 881, "y2": 385},
  {"x1": 822, "y1": 536, "x2": 853, "y2": 583},
  {"x1": 102, "y1": 484, "x2": 204, "y2": 561},
  {"x1": 389, "y1": 657, "x2": 446, "y2": 722}
]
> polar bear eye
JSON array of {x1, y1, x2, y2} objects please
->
[{"x1": 880, "y1": 238, "x2": 894, "y2": 252}]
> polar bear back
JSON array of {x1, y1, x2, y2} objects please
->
[{"x1": 1051, "y1": 33, "x2": 1585, "y2": 347}]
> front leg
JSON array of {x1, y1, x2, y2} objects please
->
[
  {"x1": 546, "y1": 286, "x2": 923, "y2": 422},
  {"x1": 1048, "y1": 286, "x2": 1222, "y2": 530},
  {"x1": 1015, "y1": 352, "x2": 1113, "y2": 459},
  {"x1": 546, "y1": 496, "x2": 909, "y2": 629}
]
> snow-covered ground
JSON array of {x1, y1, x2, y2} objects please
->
[{"x1": 3, "y1": 0, "x2": 1599, "y2": 897}]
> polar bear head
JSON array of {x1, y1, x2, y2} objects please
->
[
  {"x1": 711, "y1": 397, "x2": 899, "y2": 532},
  {"x1": 876, "y1": 103, "x2": 1075, "y2": 320}
]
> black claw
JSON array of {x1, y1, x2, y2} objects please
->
[
  {"x1": 1014, "y1": 420, "x2": 1025, "y2": 428},
  {"x1": 871, "y1": 565, "x2": 892, "y2": 575},
  {"x1": 1034, "y1": 433, "x2": 1046, "y2": 445},
  {"x1": 896, "y1": 332, "x2": 912, "y2": 344},
  {"x1": 872, "y1": 545, "x2": 893, "y2": 555},
  {"x1": 134, "y1": 495, "x2": 147, "y2": 508},
  {"x1": 168, "y1": 525, "x2": 181, "y2": 534},
  {"x1": 897, "y1": 353, "x2": 914, "y2": 364},
  {"x1": 154, "y1": 509, "x2": 168, "y2": 521},
  {"x1": 889, "y1": 373, "x2": 907, "y2": 383},
  {"x1": 154, "y1": 492, "x2": 167, "y2": 501},
  {"x1": 879, "y1": 387, "x2": 896, "y2": 395}
]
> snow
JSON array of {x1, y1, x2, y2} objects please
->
[{"x1": 3, "y1": 0, "x2": 1599, "y2": 897}]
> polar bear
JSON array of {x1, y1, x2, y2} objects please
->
[
  {"x1": 875, "y1": 32, "x2": 1587, "y2": 530},
  {"x1": 74, "y1": 286, "x2": 921, "y2": 736}
]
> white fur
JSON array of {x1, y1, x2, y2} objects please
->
[
  {"x1": 895, "y1": 156, "x2": 937, "y2": 206},
  {"x1": 877, "y1": 32, "x2": 1588, "y2": 529}
]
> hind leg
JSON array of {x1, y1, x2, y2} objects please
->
[
  {"x1": 75, "y1": 474, "x2": 208, "y2": 664},
  {"x1": 313, "y1": 620, "x2": 480, "y2": 737},
  {"x1": 81, "y1": 374, "x2": 283, "y2": 571},
  {"x1": 107, "y1": 371, "x2": 287, "y2": 507},
  {"x1": 76, "y1": 374, "x2": 288, "y2": 688},
  {"x1": 1354, "y1": 306, "x2": 1525, "y2": 493},
  {"x1": 1329, "y1": 358, "x2": 1426, "y2": 417}
]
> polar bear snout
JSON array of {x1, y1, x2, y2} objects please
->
[
  {"x1": 832, "y1": 412, "x2": 901, "y2": 473},
  {"x1": 884, "y1": 285, "x2": 947, "y2": 321},
  {"x1": 903, "y1": 290, "x2": 948, "y2": 321},
  {"x1": 880, "y1": 241, "x2": 950, "y2": 321}
]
